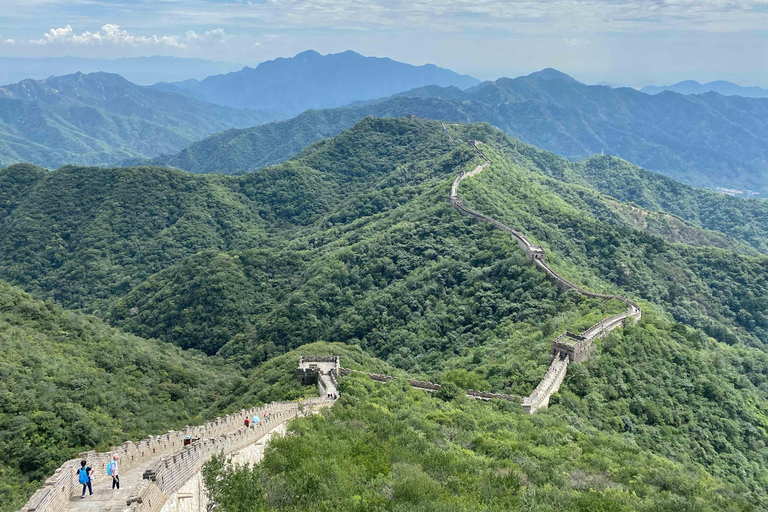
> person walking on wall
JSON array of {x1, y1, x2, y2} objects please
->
[
  {"x1": 244, "y1": 416, "x2": 250, "y2": 428},
  {"x1": 76, "y1": 460, "x2": 93, "y2": 498},
  {"x1": 107, "y1": 454, "x2": 120, "y2": 490}
]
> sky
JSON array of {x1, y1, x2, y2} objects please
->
[{"x1": 0, "y1": 0, "x2": 767, "y2": 86}]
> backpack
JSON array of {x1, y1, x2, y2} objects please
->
[
  {"x1": 107, "y1": 461, "x2": 116, "y2": 476},
  {"x1": 78, "y1": 467, "x2": 89, "y2": 485}
]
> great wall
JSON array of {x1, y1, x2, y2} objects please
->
[
  {"x1": 15, "y1": 398, "x2": 332, "y2": 512},
  {"x1": 445, "y1": 124, "x2": 641, "y2": 412},
  {"x1": 16, "y1": 120, "x2": 641, "y2": 511}
]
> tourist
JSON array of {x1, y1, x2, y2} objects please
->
[
  {"x1": 252, "y1": 414, "x2": 259, "y2": 425},
  {"x1": 244, "y1": 416, "x2": 250, "y2": 428},
  {"x1": 108, "y1": 454, "x2": 120, "y2": 490},
  {"x1": 76, "y1": 460, "x2": 93, "y2": 498}
]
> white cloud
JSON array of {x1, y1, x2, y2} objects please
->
[
  {"x1": 563, "y1": 38, "x2": 591, "y2": 46},
  {"x1": 183, "y1": 28, "x2": 228, "y2": 44},
  {"x1": 4, "y1": 39, "x2": 15, "y2": 44},
  {"x1": 252, "y1": 33, "x2": 278, "y2": 48},
  {"x1": 164, "y1": 0, "x2": 768, "y2": 34},
  {"x1": 29, "y1": 24, "x2": 228, "y2": 48}
]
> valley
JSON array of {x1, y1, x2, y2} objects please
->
[{"x1": 4, "y1": 117, "x2": 768, "y2": 511}]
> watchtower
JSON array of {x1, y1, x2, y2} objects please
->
[
  {"x1": 550, "y1": 333, "x2": 591, "y2": 363},
  {"x1": 297, "y1": 356, "x2": 340, "y2": 385}
]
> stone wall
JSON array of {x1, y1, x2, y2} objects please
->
[
  {"x1": 15, "y1": 398, "x2": 330, "y2": 512},
  {"x1": 447, "y1": 133, "x2": 642, "y2": 413},
  {"x1": 129, "y1": 398, "x2": 330, "y2": 512},
  {"x1": 338, "y1": 367, "x2": 518, "y2": 403}
]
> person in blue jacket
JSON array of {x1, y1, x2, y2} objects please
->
[{"x1": 75, "y1": 460, "x2": 93, "y2": 498}]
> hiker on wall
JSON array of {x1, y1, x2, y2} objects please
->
[
  {"x1": 76, "y1": 460, "x2": 93, "y2": 498},
  {"x1": 108, "y1": 454, "x2": 120, "y2": 490}
]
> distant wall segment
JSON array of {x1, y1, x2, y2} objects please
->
[{"x1": 444, "y1": 124, "x2": 641, "y2": 413}]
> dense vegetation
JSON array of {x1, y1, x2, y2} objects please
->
[
  {"x1": 0, "y1": 273, "x2": 392, "y2": 512},
  {"x1": 0, "y1": 280, "x2": 239, "y2": 510},
  {"x1": 0, "y1": 71, "x2": 270, "y2": 169},
  {"x1": 4, "y1": 117, "x2": 768, "y2": 509},
  {"x1": 163, "y1": 69, "x2": 768, "y2": 197},
  {"x1": 202, "y1": 373, "x2": 763, "y2": 512}
]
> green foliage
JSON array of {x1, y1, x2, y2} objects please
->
[
  {"x1": 0, "y1": 72, "x2": 269, "y2": 169},
  {"x1": 203, "y1": 375, "x2": 761, "y2": 511},
  {"x1": 164, "y1": 74, "x2": 768, "y2": 198},
  {"x1": 0, "y1": 280, "x2": 244, "y2": 511},
  {"x1": 4, "y1": 117, "x2": 768, "y2": 508}
]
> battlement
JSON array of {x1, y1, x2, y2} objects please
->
[
  {"x1": 297, "y1": 355, "x2": 340, "y2": 386},
  {"x1": 337, "y1": 367, "x2": 518, "y2": 403},
  {"x1": 14, "y1": 399, "x2": 328, "y2": 512}
]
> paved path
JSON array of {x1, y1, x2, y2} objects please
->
[{"x1": 62, "y1": 456, "x2": 164, "y2": 512}]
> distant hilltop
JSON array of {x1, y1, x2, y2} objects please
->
[
  {"x1": 150, "y1": 50, "x2": 480, "y2": 116},
  {"x1": 642, "y1": 79, "x2": 768, "y2": 98}
]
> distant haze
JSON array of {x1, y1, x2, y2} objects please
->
[
  {"x1": 1, "y1": 0, "x2": 766, "y2": 87},
  {"x1": 642, "y1": 80, "x2": 768, "y2": 98},
  {"x1": 0, "y1": 56, "x2": 241, "y2": 86}
]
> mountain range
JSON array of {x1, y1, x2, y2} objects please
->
[
  {"x1": 0, "y1": 56, "x2": 242, "y2": 87},
  {"x1": 3, "y1": 117, "x2": 768, "y2": 510},
  {"x1": 152, "y1": 50, "x2": 480, "y2": 117},
  {"x1": 162, "y1": 68, "x2": 768, "y2": 197},
  {"x1": 642, "y1": 79, "x2": 768, "y2": 98},
  {"x1": 0, "y1": 71, "x2": 270, "y2": 169}
]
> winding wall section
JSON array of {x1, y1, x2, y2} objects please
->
[
  {"x1": 445, "y1": 124, "x2": 641, "y2": 413},
  {"x1": 15, "y1": 398, "x2": 331, "y2": 512}
]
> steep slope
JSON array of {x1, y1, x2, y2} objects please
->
[
  {"x1": 153, "y1": 50, "x2": 479, "y2": 116},
  {"x1": 165, "y1": 69, "x2": 768, "y2": 196},
  {"x1": 0, "y1": 72, "x2": 271, "y2": 169},
  {"x1": 4, "y1": 118, "x2": 768, "y2": 502},
  {"x1": 164, "y1": 108, "x2": 768, "y2": 253},
  {"x1": 2, "y1": 119, "x2": 766, "y2": 353},
  {"x1": 204, "y1": 373, "x2": 762, "y2": 511},
  {"x1": 0, "y1": 280, "x2": 241, "y2": 511}
]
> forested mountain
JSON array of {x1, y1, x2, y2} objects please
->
[
  {"x1": 165, "y1": 70, "x2": 768, "y2": 196},
  {"x1": 4, "y1": 118, "x2": 768, "y2": 510},
  {"x1": 642, "y1": 79, "x2": 768, "y2": 98},
  {"x1": 0, "y1": 72, "x2": 271, "y2": 169},
  {"x1": 0, "y1": 279, "x2": 241, "y2": 509},
  {"x1": 151, "y1": 50, "x2": 479, "y2": 116},
  {"x1": 0, "y1": 275, "x2": 386, "y2": 512}
]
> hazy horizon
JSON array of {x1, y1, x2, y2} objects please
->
[
  {"x1": 1, "y1": 1, "x2": 766, "y2": 88},
  {"x1": 1, "y1": 50, "x2": 767, "y2": 91}
]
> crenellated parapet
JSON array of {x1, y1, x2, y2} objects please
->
[
  {"x1": 444, "y1": 124, "x2": 642, "y2": 413},
  {"x1": 14, "y1": 398, "x2": 332, "y2": 512},
  {"x1": 336, "y1": 366, "x2": 519, "y2": 403}
]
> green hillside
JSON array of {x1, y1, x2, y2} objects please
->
[
  {"x1": 163, "y1": 71, "x2": 768, "y2": 198},
  {"x1": 204, "y1": 373, "x2": 763, "y2": 511},
  {"x1": 0, "y1": 271, "x2": 392, "y2": 512},
  {"x1": 0, "y1": 280, "x2": 239, "y2": 509},
  {"x1": 4, "y1": 118, "x2": 768, "y2": 508},
  {"x1": 0, "y1": 72, "x2": 270, "y2": 169}
]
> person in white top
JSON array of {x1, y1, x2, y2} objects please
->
[{"x1": 108, "y1": 454, "x2": 120, "y2": 490}]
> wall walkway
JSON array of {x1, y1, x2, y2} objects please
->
[
  {"x1": 16, "y1": 398, "x2": 332, "y2": 512},
  {"x1": 444, "y1": 123, "x2": 641, "y2": 413}
]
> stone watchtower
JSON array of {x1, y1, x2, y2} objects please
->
[
  {"x1": 297, "y1": 356, "x2": 340, "y2": 397},
  {"x1": 550, "y1": 333, "x2": 591, "y2": 363}
]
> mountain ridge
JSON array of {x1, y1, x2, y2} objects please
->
[
  {"x1": 152, "y1": 50, "x2": 480, "y2": 116},
  {"x1": 0, "y1": 71, "x2": 272, "y2": 169},
  {"x1": 161, "y1": 71, "x2": 768, "y2": 196}
]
